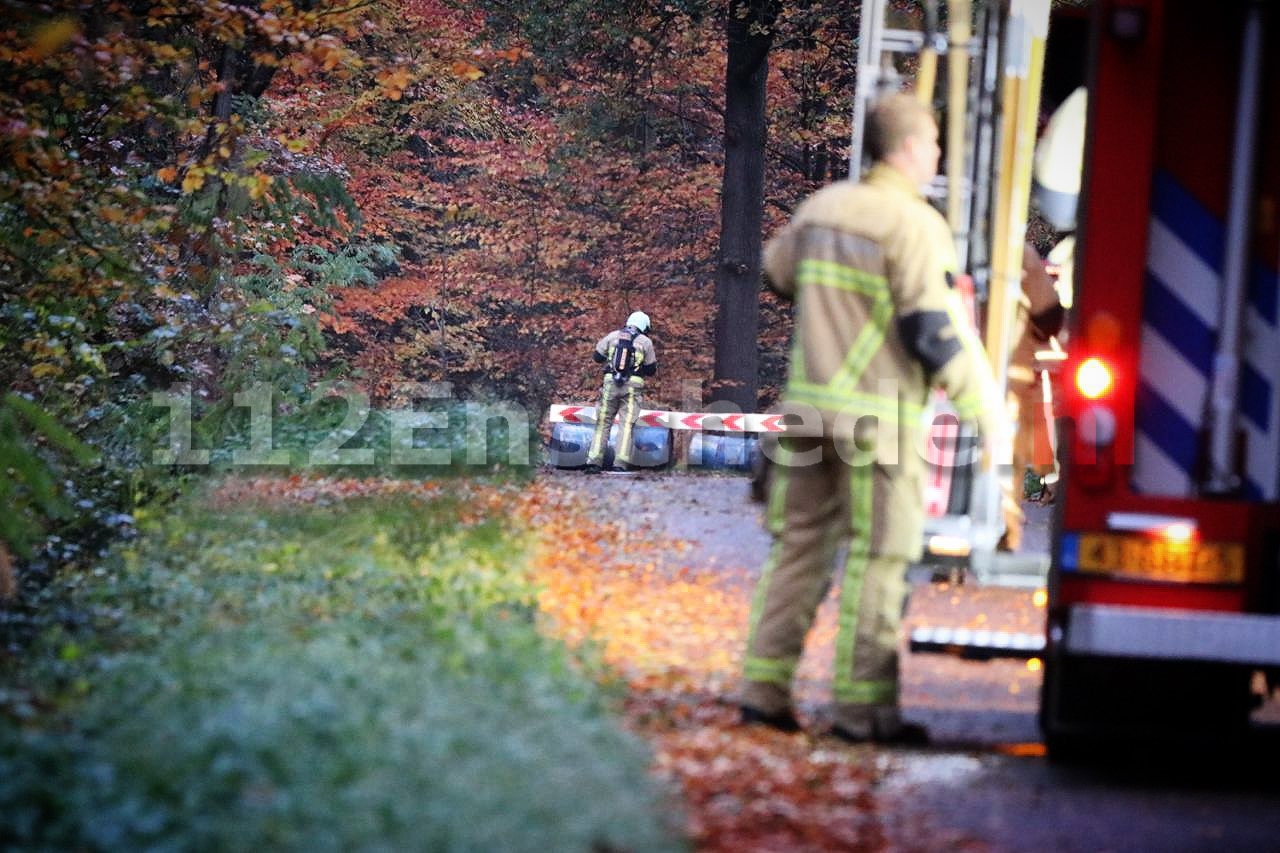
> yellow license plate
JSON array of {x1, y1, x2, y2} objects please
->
[{"x1": 1076, "y1": 533, "x2": 1245, "y2": 584}]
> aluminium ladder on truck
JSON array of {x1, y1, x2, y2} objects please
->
[{"x1": 852, "y1": 0, "x2": 1052, "y2": 588}]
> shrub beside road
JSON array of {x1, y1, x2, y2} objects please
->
[{"x1": 0, "y1": 477, "x2": 685, "y2": 852}]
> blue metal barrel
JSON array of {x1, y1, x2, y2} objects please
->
[
  {"x1": 687, "y1": 433, "x2": 758, "y2": 471},
  {"x1": 548, "y1": 422, "x2": 671, "y2": 469}
]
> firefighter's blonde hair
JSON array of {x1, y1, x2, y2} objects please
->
[{"x1": 866, "y1": 92, "x2": 937, "y2": 163}]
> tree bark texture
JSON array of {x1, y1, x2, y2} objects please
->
[{"x1": 712, "y1": 1, "x2": 779, "y2": 413}]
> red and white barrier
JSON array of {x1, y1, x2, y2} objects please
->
[
  {"x1": 923, "y1": 397, "x2": 961, "y2": 517},
  {"x1": 549, "y1": 404, "x2": 788, "y2": 433}
]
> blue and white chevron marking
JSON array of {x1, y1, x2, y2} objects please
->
[{"x1": 1134, "y1": 171, "x2": 1280, "y2": 500}]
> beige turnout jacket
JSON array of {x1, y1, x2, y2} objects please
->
[{"x1": 763, "y1": 163, "x2": 999, "y2": 456}]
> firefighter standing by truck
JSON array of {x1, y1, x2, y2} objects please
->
[
  {"x1": 1005, "y1": 84, "x2": 1085, "y2": 518},
  {"x1": 738, "y1": 93, "x2": 1002, "y2": 743},
  {"x1": 1002, "y1": 240, "x2": 1067, "y2": 544},
  {"x1": 584, "y1": 311, "x2": 657, "y2": 473}
]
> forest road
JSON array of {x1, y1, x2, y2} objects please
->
[{"x1": 543, "y1": 467, "x2": 1280, "y2": 853}]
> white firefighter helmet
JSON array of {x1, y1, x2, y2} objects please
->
[
  {"x1": 626, "y1": 311, "x2": 650, "y2": 332},
  {"x1": 1032, "y1": 86, "x2": 1087, "y2": 231}
]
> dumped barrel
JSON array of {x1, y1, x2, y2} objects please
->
[
  {"x1": 547, "y1": 421, "x2": 671, "y2": 469},
  {"x1": 686, "y1": 433, "x2": 758, "y2": 471}
]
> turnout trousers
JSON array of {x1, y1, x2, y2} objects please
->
[
  {"x1": 586, "y1": 377, "x2": 642, "y2": 467},
  {"x1": 740, "y1": 435, "x2": 917, "y2": 736}
]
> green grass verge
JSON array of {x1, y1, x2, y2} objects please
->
[{"x1": 0, "y1": 481, "x2": 686, "y2": 852}]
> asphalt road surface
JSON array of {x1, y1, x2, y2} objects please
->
[{"x1": 552, "y1": 466, "x2": 1280, "y2": 853}]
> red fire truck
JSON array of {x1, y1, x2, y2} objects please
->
[{"x1": 1040, "y1": 0, "x2": 1280, "y2": 758}]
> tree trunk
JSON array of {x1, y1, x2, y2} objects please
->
[
  {"x1": 192, "y1": 40, "x2": 280, "y2": 305},
  {"x1": 712, "y1": 1, "x2": 779, "y2": 412}
]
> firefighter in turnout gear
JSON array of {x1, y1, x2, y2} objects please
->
[
  {"x1": 1005, "y1": 241, "x2": 1066, "y2": 523},
  {"x1": 584, "y1": 311, "x2": 658, "y2": 473},
  {"x1": 739, "y1": 93, "x2": 1002, "y2": 743}
]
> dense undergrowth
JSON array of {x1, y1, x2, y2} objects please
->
[
  {"x1": 0, "y1": 1, "x2": 840, "y2": 845},
  {"x1": 0, "y1": 481, "x2": 686, "y2": 851}
]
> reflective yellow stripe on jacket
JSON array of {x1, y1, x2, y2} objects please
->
[{"x1": 784, "y1": 257, "x2": 922, "y2": 424}]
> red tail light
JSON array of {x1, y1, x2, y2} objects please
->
[
  {"x1": 1076, "y1": 357, "x2": 1114, "y2": 399},
  {"x1": 1073, "y1": 356, "x2": 1118, "y2": 490}
]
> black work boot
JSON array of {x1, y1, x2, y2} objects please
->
[
  {"x1": 739, "y1": 705, "x2": 802, "y2": 733},
  {"x1": 831, "y1": 721, "x2": 929, "y2": 746}
]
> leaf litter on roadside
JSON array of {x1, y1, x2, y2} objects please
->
[
  {"x1": 210, "y1": 474, "x2": 989, "y2": 852},
  {"x1": 525, "y1": 476, "x2": 908, "y2": 852}
]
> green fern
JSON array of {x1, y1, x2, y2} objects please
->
[{"x1": 0, "y1": 394, "x2": 98, "y2": 557}]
